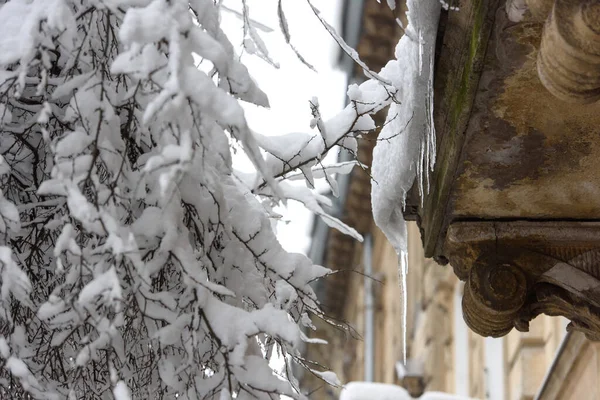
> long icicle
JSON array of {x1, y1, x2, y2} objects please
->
[
  {"x1": 399, "y1": 250, "x2": 409, "y2": 365},
  {"x1": 370, "y1": 0, "x2": 442, "y2": 367}
]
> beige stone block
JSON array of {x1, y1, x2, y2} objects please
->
[
  {"x1": 524, "y1": 317, "x2": 546, "y2": 341},
  {"x1": 423, "y1": 262, "x2": 444, "y2": 304},
  {"x1": 407, "y1": 222, "x2": 425, "y2": 263},
  {"x1": 543, "y1": 316, "x2": 557, "y2": 363},
  {"x1": 508, "y1": 346, "x2": 546, "y2": 400},
  {"x1": 412, "y1": 309, "x2": 429, "y2": 360},
  {"x1": 507, "y1": 318, "x2": 545, "y2": 366},
  {"x1": 507, "y1": 329, "x2": 520, "y2": 367},
  {"x1": 549, "y1": 342, "x2": 599, "y2": 400},
  {"x1": 468, "y1": 333, "x2": 485, "y2": 398}
]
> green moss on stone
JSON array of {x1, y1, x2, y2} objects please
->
[{"x1": 451, "y1": 0, "x2": 484, "y2": 129}]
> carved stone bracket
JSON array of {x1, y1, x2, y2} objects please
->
[
  {"x1": 463, "y1": 259, "x2": 528, "y2": 337},
  {"x1": 446, "y1": 221, "x2": 600, "y2": 339},
  {"x1": 518, "y1": 283, "x2": 600, "y2": 340},
  {"x1": 535, "y1": 0, "x2": 600, "y2": 103}
]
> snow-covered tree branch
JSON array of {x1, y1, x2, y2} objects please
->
[
  {"x1": 0, "y1": 0, "x2": 441, "y2": 398},
  {"x1": 0, "y1": 0, "x2": 386, "y2": 398}
]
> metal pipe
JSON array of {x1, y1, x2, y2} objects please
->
[
  {"x1": 484, "y1": 337, "x2": 505, "y2": 400},
  {"x1": 454, "y1": 282, "x2": 469, "y2": 396},
  {"x1": 364, "y1": 234, "x2": 374, "y2": 382},
  {"x1": 534, "y1": 330, "x2": 573, "y2": 400}
]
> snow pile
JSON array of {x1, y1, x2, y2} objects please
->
[
  {"x1": 340, "y1": 382, "x2": 476, "y2": 400},
  {"x1": 340, "y1": 382, "x2": 411, "y2": 400}
]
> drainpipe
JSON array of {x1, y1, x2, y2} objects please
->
[
  {"x1": 364, "y1": 234, "x2": 374, "y2": 382},
  {"x1": 454, "y1": 282, "x2": 469, "y2": 396},
  {"x1": 534, "y1": 330, "x2": 573, "y2": 400},
  {"x1": 484, "y1": 337, "x2": 505, "y2": 400}
]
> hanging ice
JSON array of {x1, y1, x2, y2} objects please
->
[{"x1": 370, "y1": 0, "x2": 441, "y2": 364}]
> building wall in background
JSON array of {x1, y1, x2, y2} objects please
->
[
  {"x1": 300, "y1": 1, "x2": 597, "y2": 399},
  {"x1": 302, "y1": 221, "x2": 595, "y2": 400}
]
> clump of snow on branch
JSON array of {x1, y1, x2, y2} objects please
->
[
  {"x1": 0, "y1": 0, "x2": 381, "y2": 398},
  {"x1": 287, "y1": 0, "x2": 442, "y2": 369}
]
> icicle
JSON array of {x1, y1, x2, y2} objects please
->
[
  {"x1": 398, "y1": 250, "x2": 409, "y2": 365},
  {"x1": 425, "y1": 45, "x2": 436, "y2": 196},
  {"x1": 415, "y1": 39, "x2": 438, "y2": 208},
  {"x1": 417, "y1": 134, "x2": 424, "y2": 201},
  {"x1": 370, "y1": 0, "x2": 442, "y2": 367},
  {"x1": 418, "y1": 30, "x2": 424, "y2": 75}
]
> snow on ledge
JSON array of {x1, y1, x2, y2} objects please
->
[{"x1": 340, "y1": 382, "x2": 477, "y2": 400}]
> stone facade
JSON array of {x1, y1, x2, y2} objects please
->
[{"x1": 302, "y1": 223, "x2": 593, "y2": 400}]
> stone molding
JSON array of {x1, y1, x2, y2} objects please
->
[{"x1": 445, "y1": 221, "x2": 600, "y2": 340}]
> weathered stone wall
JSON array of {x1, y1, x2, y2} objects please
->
[
  {"x1": 405, "y1": 222, "x2": 455, "y2": 394},
  {"x1": 506, "y1": 316, "x2": 567, "y2": 400},
  {"x1": 538, "y1": 334, "x2": 600, "y2": 400}
]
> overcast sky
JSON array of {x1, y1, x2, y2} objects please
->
[{"x1": 221, "y1": 0, "x2": 347, "y2": 254}]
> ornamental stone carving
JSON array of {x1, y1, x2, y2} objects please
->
[
  {"x1": 463, "y1": 259, "x2": 528, "y2": 337},
  {"x1": 445, "y1": 222, "x2": 600, "y2": 340},
  {"x1": 537, "y1": 0, "x2": 600, "y2": 102},
  {"x1": 419, "y1": 0, "x2": 600, "y2": 342}
]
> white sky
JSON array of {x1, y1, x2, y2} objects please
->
[{"x1": 221, "y1": 0, "x2": 347, "y2": 254}]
